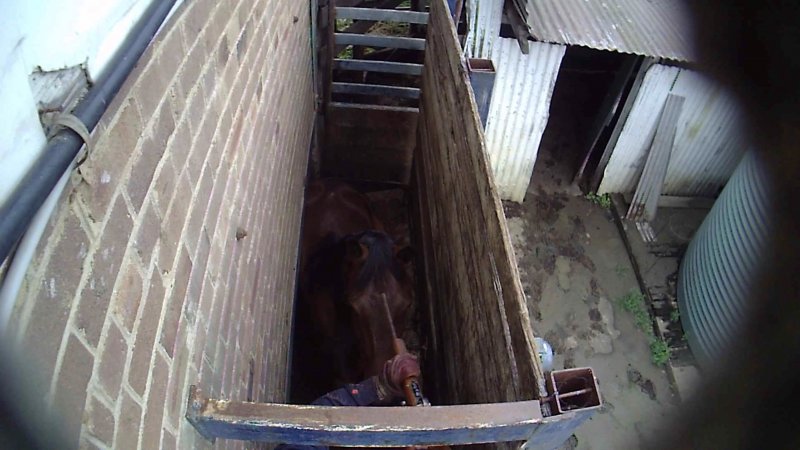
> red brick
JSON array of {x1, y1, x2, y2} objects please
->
[
  {"x1": 193, "y1": 315, "x2": 209, "y2": 369},
  {"x1": 129, "y1": 273, "x2": 165, "y2": 396},
  {"x1": 79, "y1": 99, "x2": 143, "y2": 221},
  {"x1": 141, "y1": 354, "x2": 169, "y2": 450},
  {"x1": 165, "y1": 322, "x2": 190, "y2": 429},
  {"x1": 127, "y1": 101, "x2": 174, "y2": 212},
  {"x1": 152, "y1": 153, "x2": 178, "y2": 216},
  {"x1": 132, "y1": 201, "x2": 161, "y2": 266},
  {"x1": 22, "y1": 208, "x2": 89, "y2": 388},
  {"x1": 77, "y1": 195, "x2": 133, "y2": 347},
  {"x1": 98, "y1": 321, "x2": 128, "y2": 399},
  {"x1": 167, "y1": 85, "x2": 186, "y2": 123},
  {"x1": 52, "y1": 334, "x2": 94, "y2": 448},
  {"x1": 204, "y1": 166, "x2": 228, "y2": 239},
  {"x1": 135, "y1": 62, "x2": 170, "y2": 119},
  {"x1": 111, "y1": 262, "x2": 143, "y2": 332},
  {"x1": 168, "y1": 121, "x2": 192, "y2": 176},
  {"x1": 185, "y1": 89, "x2": 207, "y2": 144},
  {"x1": 157, "y1": 30, "x2": 185, "y2": 88},
  {"x1": 161, "y1": 429, "x2": 177, "y2": 450},
  {"x1": 159, "y1": 249, "x2": 191, "y2": 357},
  {"x1": 85, "y1": 396, "x2": 115, "y2": 445},
  {"x1": 158, "y1": 175, "x2": 191, "y2": 272},
  {"x1": 115, "y1": 391, "x2": 142, "y2": 450},
  {"x1": 186, "y1": 135, "x2": 208, "y2": 184},
  {"x1": 185, "y1": 169, "x2": 213, "y2": 251}
]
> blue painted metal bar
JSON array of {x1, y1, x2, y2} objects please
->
[
  {"x1": 335, "y1": 33, "x2": 426, "y2": 50},
  {"x1": 334, "y1": 58, "x2": 424, "y2": 75},
  {"x1": 332, "y1": 82, "x2": 420, "y2": 99},
  {"x1": 335, "y1": 7, "x2": 430, "y2": 24},
  {"x1": 186, "y1": 386, "x2": 550, "y2": 446},
  {"x1": 467, "y1": 58, "x2": 496, "y2": 128}
]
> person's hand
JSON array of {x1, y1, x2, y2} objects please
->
[{"x1": 378, "y1": 353, "x2": 421, "y2": 399}]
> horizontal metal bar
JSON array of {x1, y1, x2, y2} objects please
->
[
  {"x1": 335, "y1": 33, "x2": 426, "y2": 50},
  {"x1": 329, "y1": 101, "x2": 420, "y2": 114},
  {"x1": 336, "y1": 7, "x2": 430, "y2": 24},
  {"x1": 332, "y1": 82, "x2": 420, "y2": 99},
  {"x1": 186, "y1": 386, "x2": 545, "y2": 446},
  {"x1": 334, "y1": 58, "x2": 424, "y2": 75}
]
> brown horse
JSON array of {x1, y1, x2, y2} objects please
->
[{"x1": 298, "y1": 179, "x2": 413, "y2": 388}]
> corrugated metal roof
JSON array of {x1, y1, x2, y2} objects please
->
[
  {"x1": 526, "y1": 0, "x2": 696, "y2": 62},
  {"x1": 484, "y1": 38, "x2": 566, "y2": 202},
  {"x1": 598, "y1": 64, "x2": 750, "y2": 197},
  {"x1": 464, "y1": 0, "x2": 504, "y2": 59}
]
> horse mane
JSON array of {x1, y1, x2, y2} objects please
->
[{"x1": 350, "y1": 230, "x2": 402, "y2": 290}]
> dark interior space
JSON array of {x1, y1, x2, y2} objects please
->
[
  {"x1": 288, "y1": 181, "x2": 426, "y2": 405},
  {"x1": 533, "y1": 46, "x2": 635, "y2": 192}
]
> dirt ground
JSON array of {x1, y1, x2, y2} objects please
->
[
  {"x1": 502, "y1": 66, "x2": 688, "y2": 448},
  {"x1": 504, "y1": 178, "x2": 681, "y2": 449}
]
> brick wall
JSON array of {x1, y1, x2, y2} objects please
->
[{"x1": 7, "y1": 0, "x2": 314, "y2": 448}]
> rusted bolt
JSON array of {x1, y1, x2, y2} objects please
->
[{"x1": 236, "y1": 227, "x2": 248, "y2": 241}]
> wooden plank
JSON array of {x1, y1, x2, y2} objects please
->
[
  {"x1": 336, "y1": 6, "x2": 430, "y2": 23},
  {"x1": 334, "y1": 58, "x2": 424, "y2": 75},
  {"x1": 187, "y1": 386, "x2": 551, "y2": 446},
  {"x1": 335, "y1": 33, "x2": 426, "y2": 50},
  {"x1": 332, "y1": 82, "x2": 420, "y2": 99},
  {"x1": 626, "y1": 94, "x2": 685, "y2": 221},
  {"x1": 415, "y1": 0, "x2": 547, "y2": 414}
]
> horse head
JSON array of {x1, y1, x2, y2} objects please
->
[{"x1": 340, "y1": 230, "x2": 414, "y2": 379}]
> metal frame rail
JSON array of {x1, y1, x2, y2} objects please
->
[{"x1": 185, "y1": 386, "x2": 593, "y2": 448}]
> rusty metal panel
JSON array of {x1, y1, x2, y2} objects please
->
[
  {"x1": 526, "y1": 0, "x2": 695, "y2": 62},
  {"x1": 598, "y1": 65, "x2": 749, "y2": 197},
  {"x1": 484, "y1": 38, "x2": 565, "y2": 202}
]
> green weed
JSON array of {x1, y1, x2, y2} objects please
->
[
  {"x1": 585, "y1": 192, "x2": 612, "y2": 209},
  {"x1": 619, "y1": 290, "x2": 651, "y2": 333},
  {"x1": 337, "y1": 45, "x2": 353, "y2": 59},
  {"x1": 618, "y1": 290, "x2": 670, "y2": 366},
  {"x1": 335, "y1": 18, "x2": 353, "y2": 32},
  {"x1": 670, "y1": 308, "x2": 681, "y2": 322},
  {"x1": 650, "y1": 339, "x2": 670, "y2": 366}
]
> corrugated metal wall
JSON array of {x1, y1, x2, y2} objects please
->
[
  {"x1": 464, "y1": 0, "x2": 504, "y2": 59},
  {"x1": 525, "y1": 0, "x2": 694, "y2": 62},
  {"x1": 599, "y1": 64, "x2": 749, "y2": 197},
  {"x1": 678, "y1": 152, "x2": 771, "y2": 368},
  {"x1": 484, "y1": 39, "x2": 566, "y2": 202}
]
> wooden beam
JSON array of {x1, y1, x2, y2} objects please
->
[
  {"x1": 336, "y1": 6, "x2": 430, "y2": 23},
  {"x1": 332, "y1": 82, "x2": 420, "y2": 99},
  {"x1": 334, "y1": 58, "x2": 423, "y2": 75},
  {"x1": 335, "y1": 33, "x2": 426, "y2": 50},
  {"x1": 186, "y1": 385, "x2": 548, "y2": 446},
  {"x1": 626, "y1": 94, "x2": 685, "y2": 221}
]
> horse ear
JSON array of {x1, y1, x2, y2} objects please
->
[{"x1": 394, "y1": 245, "x2": 414, "y2": 264}]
